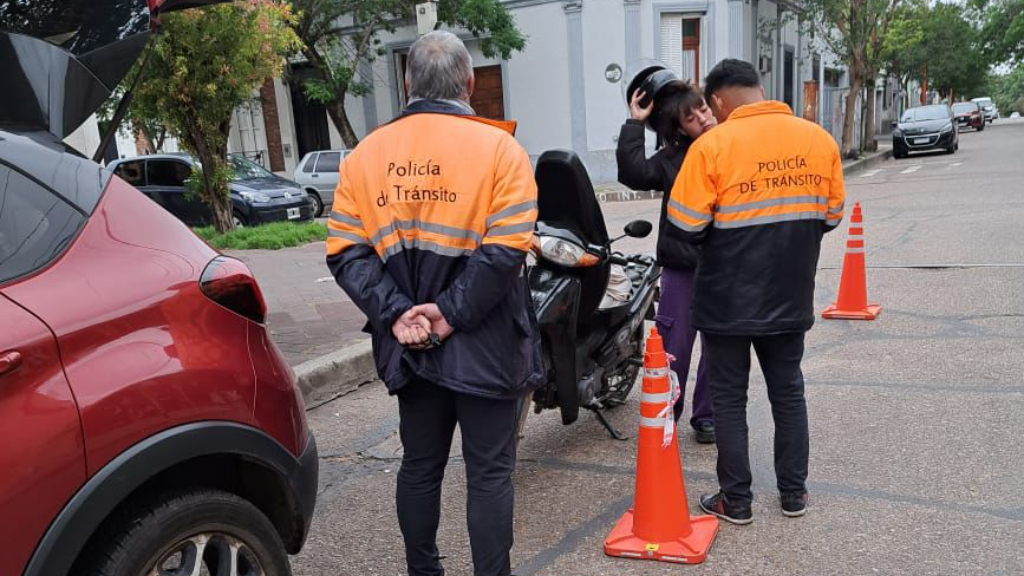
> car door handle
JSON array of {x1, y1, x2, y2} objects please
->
[
  {"x1": 0, "y1": 351, "x2": 23, "y2": 376},
  {"x1": 311, "y1": 174, "x2": 319, "y2": 178}
]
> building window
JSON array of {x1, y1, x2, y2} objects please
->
[{"x1": 661, "y1": 14, "x2": 704, "y2": 85}]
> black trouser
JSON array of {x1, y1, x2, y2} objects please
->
[
  {"x1": 396, "y1": 379, "x2": 518, "y2": 576},
  {"x1": 703, "y1": 332, "x2": 809, "y2": 506}
]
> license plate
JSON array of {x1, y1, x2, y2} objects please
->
[
  {"x1": 913, "y1": 138, "x2": 929, "y2": 144},
  {"x1": 287, "y1": 207, "x2": 300, "y2": 220}
]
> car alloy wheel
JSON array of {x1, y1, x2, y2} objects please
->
[
  {"x1": 154, "y1": 532, "x2": 264, "y2": 576},
  {"x1": 233, "y1": 214, "x2": 246, "y2": 228}
]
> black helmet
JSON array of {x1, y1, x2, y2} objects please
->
[{"x1": 624, "y1": 63, "x2": 681, "y2": 130}]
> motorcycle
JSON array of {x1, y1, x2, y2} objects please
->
[{"x1": 521, "y1": 150, "x2": 661, "y2": 439}]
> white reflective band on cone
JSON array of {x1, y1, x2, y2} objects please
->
[
  {"x1": 645, "y1": 366, "x2": 669, "y2": 378},
  {"x1": 641, "y1": 391, "x2": 671, "y2": 403},
  {"x1": 640, "y1": 416, "x2": 667, "y2": 428}
]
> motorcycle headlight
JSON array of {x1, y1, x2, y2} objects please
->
[
  {"x1": 240, "y1": 191, "x2": 271, "y2": 203},
  {"x1": 941, "y1": 123, "x2": 953, "y2": 133},
  {"x1": 532, "y1": 235, "x2": 599, "y2": 267}
]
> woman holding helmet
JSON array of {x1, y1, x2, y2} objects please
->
[{"x1": 616, "y1": 64, "x2": 717, "y2": 444}]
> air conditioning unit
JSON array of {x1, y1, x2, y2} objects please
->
[{"x1": 759, "y1": 55, "x2": 772, "y2": 74}]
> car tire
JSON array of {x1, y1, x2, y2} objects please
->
[
  {"x1": 306, "y1": 191, "x2": 324, "y2": 217},
  {"x1": 893, "y1": 150, "x2": 906, "y2": 159},
  {"x1": 979, "y1": 123, "x2": 985, "y2": 132},
  {"x1": 78, "y1": 489, "x2": 292, "y2": 576},
  {"x1": 233, "y1": 211, "x2": 247, "y2": 228}
]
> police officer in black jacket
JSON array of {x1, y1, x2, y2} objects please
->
[{"x1": 616, "y1": 70, "x2": 718, "y2": 443}]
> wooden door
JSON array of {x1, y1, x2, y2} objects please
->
[{"x1": 471, "y1": 65, "x2": 505, "y2": 120}]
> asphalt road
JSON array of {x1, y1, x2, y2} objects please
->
[{"x1": 291, "y1": 118, "x2": 1024, "y2": 576}]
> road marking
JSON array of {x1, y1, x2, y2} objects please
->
[
  {"x1": 860, "y1": 169, "x2": 883, "y2": 178},
  {"x1": 901, "y1": 165, "x2": 923, "y2": 174},
  {"x1": 950, "y1": 162, "x2": 962, "y2": 168}
]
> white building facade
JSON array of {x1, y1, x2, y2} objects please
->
[{"x1": 244, "y1": 0, "x2": 844, "y2": 183}]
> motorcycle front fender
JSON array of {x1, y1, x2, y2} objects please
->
[{"x1": 529, "y1": 266, "x2": 581, "y2": 425}]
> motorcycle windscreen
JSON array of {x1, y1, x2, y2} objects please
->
[
  {"x1": 534, "y1": 150, "x2": 610, "y2": 245},
  {"x1": 534, "y1": 150, "x2": 611, "y2": 320}
]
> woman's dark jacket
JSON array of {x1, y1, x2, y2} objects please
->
[{"x1": 615, "y1": 119, "x2": 699, "y2": 270}]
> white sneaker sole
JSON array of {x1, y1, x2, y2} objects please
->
[{"x1": 782, "y1": 508, "x2": 806, "y2": 517}]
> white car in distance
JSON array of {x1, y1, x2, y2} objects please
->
[{"x1": 293, "y1": 149, "x2": 351, "y2": 217}]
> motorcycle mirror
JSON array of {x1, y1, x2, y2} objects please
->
[{"x1": 624, "y1": 220, "x2": 653, "y2": 239}]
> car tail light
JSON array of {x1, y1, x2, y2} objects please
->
[{"x1": 200, "y1": 256, "x2": 267, "y2": 323}]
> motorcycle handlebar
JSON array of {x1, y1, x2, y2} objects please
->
[{"x1": 608, "y1": 254, "x2": 630, "y2": 266}]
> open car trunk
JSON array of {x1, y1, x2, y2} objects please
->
[{"x1": 0, "y1": 0, "x2": 227, "y2": 139}]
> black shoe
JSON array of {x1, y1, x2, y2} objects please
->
[
  {"x1": 780, "y1": 491, "x2": 808, "y2": 517},
  {"x1": 693, "y1": 421, "x2": 715, "y2": 444},
  {"x1": 699, "y1": 492, "x2": 752, "y2": 525}
]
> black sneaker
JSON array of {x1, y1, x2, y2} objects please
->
[
  {"x1": 699, "y1": 492, "x2": 753, "y2": 525},
  {"x1": 693, "y1": 421, "x2": 715, "y2": 444},
  {"x1": 780, "y1": 491, "x2": 808, "y2": 517}
]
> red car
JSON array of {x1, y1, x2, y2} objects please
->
[
  {"x1": 952, "y1": 101, "x2": 985, "y2": 131},
  {"x1": 0, "y1": 2, "x2": 317, "y2": 576}
]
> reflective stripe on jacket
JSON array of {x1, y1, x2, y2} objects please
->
[
  {"x1": 326, "y1": 99, "x2": 543, "y2": 398},
  {"x1": 667, "y1": 100, "x2": 846, "y2": 335}
]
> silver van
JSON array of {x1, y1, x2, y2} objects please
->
[{"x1": 293, "y1": 150, "x2": 351, "y2": 216}]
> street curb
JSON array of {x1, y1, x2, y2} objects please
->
[
  {"x1": 294, "y1": 339, "x2": 377, "y2": 409},
  {"x1": 839, "y1": 148, "x2": 893, "y2": 176}
]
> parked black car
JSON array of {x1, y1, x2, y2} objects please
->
[
  {"x1": 892, "y1": 104, "x2": 958, "y2": 159},
  {"x1": 109, "y1": 154, "x2": 314, "y2": 227}
]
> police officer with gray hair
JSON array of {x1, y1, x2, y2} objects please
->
[{"x1": 326, "y1": 30, "x2": 541, "y2": 576}]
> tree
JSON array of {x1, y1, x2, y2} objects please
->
[
  {"x1": 974, "y1": 0, "x2": 1024, "y2": 64},
  {"x1": 288, "y1": 0, "x2": 526, "y2": 149},
  {"x1": 127, "y1": 1, "x2": 301, "y2": 232},
  {"x1": 804, "y1": 0, "x2": 906, "y2": 157},
  {"x1": 914, "y1": 4, "x2": 990, "y2": 101},
  {"x1": 990, "y1": 64, "x2": 1024, "y2": 113},
  {"x1": 880, "y1": 2, "x2": 928, "y2": 113}
]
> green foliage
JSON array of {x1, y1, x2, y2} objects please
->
[
  {"x1": 974, "y1": 0, "x2": 1024, "y2": 64},
  {"x1": 193, "y1": 221, "x2": 328, "y2": 250},
  {"x1": 128, "y1": 1, "x2": 301, "y2": 232},
  {"x1": 438, "y1": 0, "x2": 526, "y2": 59},
  {"x1": 915, "y1": 3, "x2": 990, "y2": 99},
  {"x1": 989, "y1": 65, "x2": 1024, "y2": 113}
]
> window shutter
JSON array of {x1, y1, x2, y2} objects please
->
[{"x1": 661, "y1": 14, "x2": 683, "y2": 79}]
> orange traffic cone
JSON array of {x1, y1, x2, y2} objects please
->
[
  {"x1": 822, "y1": 202, "x2": 882, "y2": 320},
  {"x1": 604, "y1": 328, "x2": 718, "y2": 564}
]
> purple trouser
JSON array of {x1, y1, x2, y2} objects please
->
[{"x1": 654, "y1": 267, "x2": 714, "y2": 428}]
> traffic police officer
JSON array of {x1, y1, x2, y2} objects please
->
[
  {"x1": 667, "y1": 59, "x2": 846, "y2": 524},
  {"x1": 325, "y1": 31, "x2": 542, "y2": 576}
]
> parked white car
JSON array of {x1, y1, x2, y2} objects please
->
[
  {"x1": 1011, "y1": 112, "x2": 1021, "y2": 119},
  {"x1": 293, "y1": 149, "x2": 351, "y2": 217},
  {"x1": 971, "y1": 97, "x2": 999, "y2": 123}
]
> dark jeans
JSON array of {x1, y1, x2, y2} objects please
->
[
  {"x1": 703, "y1": 332, "x2": 809, "y2": 506},
  {"x1": 396, "y1": 379, "x2": 518, "y2": 576},
  {"x1": 656, "y1": 267, "x2": 713, "y2": 428}
]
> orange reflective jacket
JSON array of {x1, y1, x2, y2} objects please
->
[
  {"x1": 667, "y1": 100, "x2": 846, "y2": 334},
  {"x1": 326, "y1": 100, "x2": 542, "y2": 398}
]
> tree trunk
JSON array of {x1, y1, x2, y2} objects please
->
[
  {"x1": 863, "y1": 73, "x2": 878, "y2": 153},
  {"x1": 841, "y1": 61, "x2": 864, "y2": 159},
  {"x1": 326, "y1": 95, "x2": 360, "y2": 149}
]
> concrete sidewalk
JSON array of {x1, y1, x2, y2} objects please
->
[{"x1": 235, "y1": 145, "x2": 890, "y2": 403}]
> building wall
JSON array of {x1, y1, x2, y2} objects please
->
[{"x1": 269, "y1": 0, "x2": 832, "y2": 183}]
